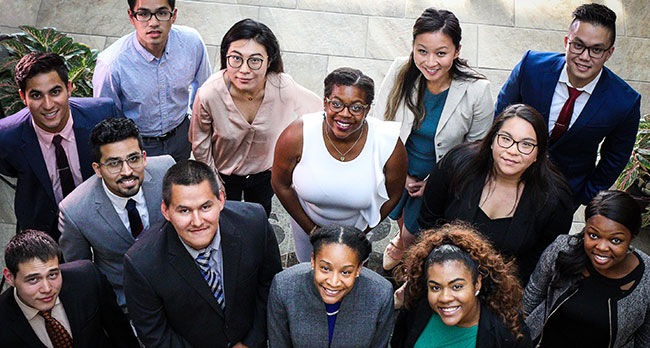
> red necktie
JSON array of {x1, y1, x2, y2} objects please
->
[
  {"x1": 39, "y1": 310, "x2": 73, "y2": 348},
  {"x1": 550, "y1": 87, "x2": 583, "y2": 144}
]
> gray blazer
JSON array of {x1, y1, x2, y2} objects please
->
[
  {"x1": 268, "y1": 263, "x2": 395, "y2": 348},
  {"x1": 58, "y1": 155, "x2": 175, "y2": 306}
]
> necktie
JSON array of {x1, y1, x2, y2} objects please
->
[
  {"x1": 52, "y1": 135, "x2": 75, "y2": 198},
  {"x1": 550, "y1": 87, "x2": 583, "y2": 144},
  {"x1": 39, "y1": 310, "x2": 73, "y2": 348},
  {"x1": 196, "y1": 249, "x2": 226, "y2": 310},
  {"x1": 126, "y1": 199, "x2": 143, "y2": 238}
]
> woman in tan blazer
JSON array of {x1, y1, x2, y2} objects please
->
[{"x1": 373, "y1": 8, "x2": 494, "y2": 271}]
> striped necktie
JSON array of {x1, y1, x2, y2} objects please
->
[{"x1": 196, "y1": 249, "x2": 225, "y2": 310}]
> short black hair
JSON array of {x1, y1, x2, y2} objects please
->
[
  {"x1": 90, "y1": 118, "x2": 143, "y2": 162},
  {"x1": 128, "y1": 0, "x2": 175, "y2": 11},
  {"x1": 572, "y1": 3, "x2": 617, "y2": 46},
  {"x1": 310, "y1": 224, "x2": 371, "y2": 265},
  {"x1": 5, "y1": 230, "x2": 61, "y2": 276},
  {"x1": 14, "y1": 52, "x2": 69, "y2": 92},
  {"x1": 162, "y1": 160, "x2": 220, "y2": 206},
  {"x1": 220, "y1": 18, "x2": 284, "y2": 74},
  {"x1": 323, "y1": 67, "x2": 375, "y2": 105}
]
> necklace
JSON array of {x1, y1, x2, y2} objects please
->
[
  {"x1": 326, "y1": 309, "x2": 340, "y2": 316},
  {"x1": 324, "y1": 119, "x2": 365, "y2": 161}
]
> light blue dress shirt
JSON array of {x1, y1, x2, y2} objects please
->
[{"x1": 93, "y1": 25, "x2": 211, "y2": 136}]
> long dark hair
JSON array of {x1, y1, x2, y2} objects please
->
[
  {"x1": 552, "y1": 190, "x2": 641, "y2": 286},
  {"x1": 220, "y1": 18, "x2": 284, "y2": 73},
  {"x1": 384, "y1": 8, "x2": 485, "y2": 127},
  {"x1": 445, "y1": 104, "x2": 570, "y2": 209}
]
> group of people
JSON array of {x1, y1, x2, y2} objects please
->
[{"x1": 0, "y1": 0, "x2": 647, "y2": 347}]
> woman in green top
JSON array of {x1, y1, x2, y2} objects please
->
[{"x1": 391, "y1": 222, "x2": 532, "y2": 348}]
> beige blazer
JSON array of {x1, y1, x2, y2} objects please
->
[{"x1": 371, "y1": 56, "x2": 494, "y2": 162}]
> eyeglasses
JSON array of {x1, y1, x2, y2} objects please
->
[
  {"x1": 132, "y1": 9, "x2": 174, "y2": 22},
  {"x1": 326, "y1": 98, "x2": 369, "y2": 116},
  {"x1": 99, "y1": 153, "x2": 145, "y2": 174},
  {"x1": 226, "y1": 55, "x2": 266, "y2": 70},
  {"x1": 567, "y1": 40, "x2": 611, "y2": 59},
  {"x1": 496, "y1": 134, "x2": 537, "y2": 155}
]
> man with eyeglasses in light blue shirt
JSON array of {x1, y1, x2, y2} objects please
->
[{"x1": 93, "y1": 0, "x2": 211, "y2": 162}]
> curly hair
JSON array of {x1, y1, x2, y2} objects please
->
[{"x1": 394, "y1": 221, "x2": 525, "y2": 339}]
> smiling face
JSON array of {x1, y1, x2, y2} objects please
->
[
  {"x1": 92, "y1": 137, "x2": 147, "y2": 198},
  {"x1": 225, "y1": 39, "x2": 269, "y2": 95},
  {"x1": 311, "y1": 243, "x2": 362, "y2": 304},
  {"x1": 3, "y1": 257, "x2": 62, "y2": 312},
  {"x1": 491, "y1": 117, "x2": 538, "y2": 180},
  {"x1": 426, "y1": 260, "x2": 481, "y2": 328},
  {"x1": 564, "y1": 21, "x2": 614, "y2": 88},
  {"x1": 413, "y1": 31, "x2": 460, "y2": 91},
  {"x1": 161, "y1": 180, "x2": 224, "y2": 250},
  {"x1": 584, "y1": 214, "x2": 635, "y2": 278},
  {"x1": 20, "y1": 70, "x2": 72, "y2": 134},
  {"x1": 128, "y1": 0, "x2": 176, "y2": 58},
  {"x1": 324, "y1": 84, "x2": 368, "y2": 140}
]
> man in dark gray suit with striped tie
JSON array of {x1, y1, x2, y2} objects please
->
[{"x1": 123, "y1": 160, "x2": 282, "y2": 348}]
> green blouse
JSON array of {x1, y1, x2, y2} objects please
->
[{"x1": 414, "y1": 313, "x2": 478, "y2": 348}]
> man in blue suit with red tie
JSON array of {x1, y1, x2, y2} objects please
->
[
  {"x1": 496, "y1": 3, "x2": 641, "y2": 207},
  {"x1": 0, "y1": 52, "x2": 122, "y2": 239}
]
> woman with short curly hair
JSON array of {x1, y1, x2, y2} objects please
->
[{"x1": 391, "y1": 222, "x2": 532, "y2": 348}]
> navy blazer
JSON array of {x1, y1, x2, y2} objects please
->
[
  {"x1": 0, "y1": 97, "x2": 122, "y2": 239},
  {"x1": 495, "y1": 51, "x2": 641, "y2": 205},
  {"x1": 0, "y1": 260, "x2": 138, "y2": 348}
]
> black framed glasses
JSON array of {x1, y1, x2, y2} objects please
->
[
  {"x1": 567, "y1": 40, "x2": 611, "y2": 59},
  {"x1": 226, "y1": 55, "x2": 266, "y2": 70},
  {"x1": 99, "y1": 153, "x2": 145, "y2": 174},
  {"x1": 132, "y1": 9, "x2": 174, "y2": 22},
  {"x1": 496, "y1": 134, "x2": 537, "y2": 155},
  {"x1": 326, "y1": 98, "x2": 369, "y2": 116}
]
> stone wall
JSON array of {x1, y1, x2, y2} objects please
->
[{"x1": 1, "y1": 0, "x2": 649, "y2": 115}]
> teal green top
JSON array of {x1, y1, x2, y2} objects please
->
[{"x1": 413, "y1": 313, "x2": 478, "y2": 348}]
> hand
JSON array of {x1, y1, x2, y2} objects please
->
[
  {"x1": 405, "y1": 175, "x2": 426, "y2": 197},
  {"x1": 394, "y1": 282, "x2": 407, "y2": 310},
  {"x1": 233, "y1": 343, "x2": 249, "y2": 348}
]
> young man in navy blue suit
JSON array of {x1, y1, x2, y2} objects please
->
[
  {"x1": 0, "y1": 52, "x2": 122, "y2": 239},
  {"x1": 496, "y1": 3, "x2": 641, "y2": 207}
]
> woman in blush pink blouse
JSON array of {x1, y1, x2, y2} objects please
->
[{"x1": 189, "y1": 19, "x2": 321, "y2": 216}]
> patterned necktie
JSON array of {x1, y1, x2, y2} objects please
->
[
  {"x1": 126, "y1": 199, "x2": 143, "y2": 238},
  {"x1": 196, "y1": 249, "x2": 226, "y2": 310},
  {"x1": 52, "y1": 135, "x2": 75, "y2": 198},
  {"x1": 549, "y1": 86, "x2": 583, "y2": 144},
  {"x1": 39, "y1": 310, "x2": 73, "y2": 348}
]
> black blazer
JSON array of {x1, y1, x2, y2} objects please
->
[
  {"x1": 123, "y1": 201, "x2": 283, "y2": 348},
  {"x1": 392, "y1": 297, "x2": 532, "y2": 348},
  {"x1": 0, "y1": 97, "x2": 122, "y2": 239},
  {"x1": 418, "y1": 145, "x2": 574, "y2": 283},
  {"x1": 0, "y1": 260, "x2": 138, "y2": 348}
]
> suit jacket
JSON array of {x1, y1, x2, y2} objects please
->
[
  {"x1": 495, "y1": 51, "x2": 641, "y2": 205},
  {"x1": 58, "y1": 155, "x2": 175, "y2": 307},
  {"x1": 124, "y1": 201, "x2": 282, "y2": 348},
  {"x1": 391, "y1": 297, "x2": 532, "y2": 348},
  {"x1": 0, "y1": 260, "x2": 138, "y2": 348},
  {"x1": 0, "y1": 97, "x2": 123, "y2": 239},
  {"x1": 372, "y1": 56, "x2": 494, "y2": 162}
]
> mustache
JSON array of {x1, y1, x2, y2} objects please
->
[{"x1": 117, "y1": 175, "x2": 138, "y2": 184}]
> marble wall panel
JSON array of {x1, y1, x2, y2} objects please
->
[
  {"x1": 205, "y1": 45, "x2": 219, "y2": 72},
  {"x1": 0, "y1": 177, "x2": 16, "y2": 224},
  {"x1": 174, "y1": 2, "x2": 258, "y2": 46},
  {"x1": 460, "y1": 24, "x2": 478, "y2": 67},
  {"x1": 365, "y1": 17, "x2": 412, "y2": 60},
  {"x1": 104, "y1": 37, "x2": 120, "y2": 50},
  {"x1": 236, "y1": 0, "x2": 296, "y2": 7},
  {"x1": 628, "y1": 81, "x2": 650, "y2": 116},
  {"x1": 0, "y1": 26, "x2": 23, "y2": 35},
  {"x1": 479, "y1": 68, "x2": 512, "y2": 101},
  {"x1": 66, "y1": 33, "x2": 107, "y2": 51},
  {"x1": 405, "y1": 0, "x2": 514, "y2": 26},
  {"x1": 606, "y1": 37, "x2": 650, "y2": 82},
  {"x1": 326, "y1": 56, "x2": 393, "y2": 95},
  {"x1": 624, "y1": 0, "x2": 650, "y2": 38},
  {"x1": 0, "y1": 0, "x2": 41, "y2": 28},
  {"x1": 36, "y1": 0, "x2": 130, "y2": 37},
  {"x1": 259, "y1": 8, "x2": 367, "y2": 57},
  {"x1": 514, "y1": 0, "x2": 625, "y2": 34},
  {"x1": 297, "y1": 0, "x2": 404, "y2": 17},
  {"x1": 282, "y1": 52, "x2": 329, "y2": 97},
  {"x1": 478, "y1": 26, "x2": 566, "y2": 70}
]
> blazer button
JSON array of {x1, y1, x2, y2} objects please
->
[{"x1": 437, "y1": 142, "x2": 442, "y2": 146}]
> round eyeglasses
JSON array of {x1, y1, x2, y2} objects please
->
[
  {"x1": 496, "y1": 134, "x2": 537, "y2": 155},
  {"x1": 326, "y1": 98, "x2": 369, "y2": 116},
  {"x1": 99, "y1": 153, "x2": 145, "y2": 174},
  {"x1": 226, "y1": 55, "x2": 266, "y2": 70}
]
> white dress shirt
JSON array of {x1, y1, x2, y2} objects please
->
[{"x1": 101, "y1": 180, "x2": 150, "y2": 235}]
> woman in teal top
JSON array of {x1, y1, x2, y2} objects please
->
[{"x1": 391, "y1": 222, "x2": 532, "y2": 348}]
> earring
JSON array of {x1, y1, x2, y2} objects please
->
[
  {"x1": 474, "y1": 289, "x2": 480, "y2": 296},
  {"x1": 628, "y1": 245, "x2": 635, "y2": 254}
]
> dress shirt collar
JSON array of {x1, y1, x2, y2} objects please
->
[
  {"x1": 559, "y1": 63, "x2": 602, "y2": 95},
  {"x1": 31, "y1": 110, "x2": 74, "y2": 149},
  {"x1": 13, "y1": 287, "x2": 62, "y2": 320},
  {"x1": 178, "y1": 227, "x2": 221, "y2": 260},
  {"x1": 101, "y1": 179, "x2": 146, "y2": 210},
  {"x1": 131, "y1": 30, "x2": 170, "y2": 63}
]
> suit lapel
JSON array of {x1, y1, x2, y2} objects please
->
[
  {"x1": 436, "y1": 79, "x2": 467, "y2": 136},
  {"x1": 140, "y1": 168, "x2": 162, "y2": 230},
  {"x1": 58, "y1": 278, "x2": 83, "y2": 341},
  {"x1": 20, "y1": 121, "x2": 55, "y2": 204},
  {"x1": 94, "y1": 181, "x2": 135, "y2": 245},
  {"x1": 70, "y1": 105, "x2": 93, "y2": 180},
  {"x1": 166, "y1": 225, "x2": 225, "y2": 317},
  {"x1": 1, "y1": 291, "x2": 47, "y2": 348},
  {"x1": 539, "y1": 57, "x2": 565, "y2": 122},
  {"x1": 220, "y1": 215, "x2": 241, "y2": 320}
]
